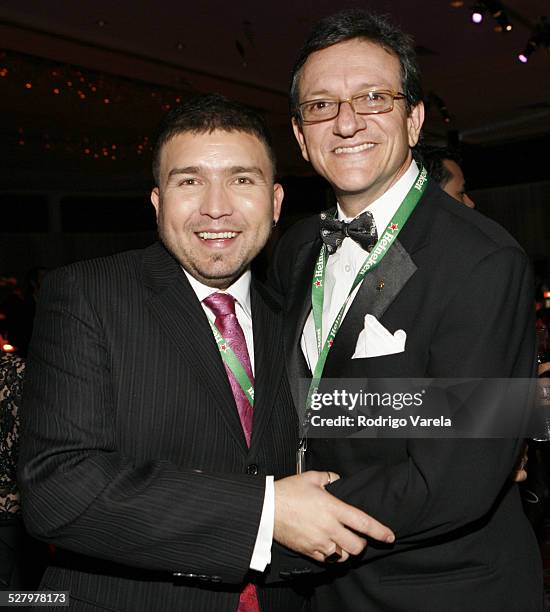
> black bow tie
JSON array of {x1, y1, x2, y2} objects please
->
[{"x1": 319, "y1": 207, "x2": 378, "y2": 253}]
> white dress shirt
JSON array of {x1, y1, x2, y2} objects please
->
[
  {"x1": 301, "y1": 160, "x2": 419, "y2": 372},
  {"x1": 184, "y1": 269, "x2": 274, "y2": 572}
]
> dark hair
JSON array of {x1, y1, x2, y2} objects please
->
[
  {"x1": 290, "y1": 9, "x2": 423, "y2": 119},
  {"x1": 418, "y1": 145, "x2": 462, "y2": 186},
  {"x1": 152, "y1": 93, "x2": 277, "y2": 184}
]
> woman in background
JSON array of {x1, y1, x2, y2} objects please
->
[{"x1": 0, "y1": 352, "x2": 24, "y2": 588}]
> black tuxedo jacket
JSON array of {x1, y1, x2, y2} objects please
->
[
  {"x1": 19, "y1": 242, "x2": 306, "y2": 611},
  {"x1": 270, "y1": 183, "x2": 543, "y2": 611}
]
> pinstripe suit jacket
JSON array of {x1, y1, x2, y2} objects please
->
[{"x1": 19, "y1": 242, "x2": 305, "y2": 612}]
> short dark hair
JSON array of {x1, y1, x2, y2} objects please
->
[
  {"x1": 290, "y1": 9, "x2": 423, "y2": 119},
  {"x1": 152, "y1": 93, "x2": 277, "y2": 184},
  {"x1": 419, "y1": 145, "x2": 462, "y2": 186}
]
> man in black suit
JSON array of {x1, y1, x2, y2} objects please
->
[
  {"x1": 19, "y1": 95, "x2": 393, "y2": 611},
  {"x1": 270, "y1": 9, "x2": 544, "y2": 611}
]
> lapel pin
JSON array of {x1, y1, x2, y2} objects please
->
[{"x1": 376, "y1": 279, "x2": 385, "y2": 291}]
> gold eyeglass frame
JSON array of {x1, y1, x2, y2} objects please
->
[{"x1": 297, "y1": 89, "x2": 406, "y2": 124}]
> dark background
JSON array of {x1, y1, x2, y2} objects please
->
[{"x1": 1, "y1": 0, "x2": 549, "y2": 277}]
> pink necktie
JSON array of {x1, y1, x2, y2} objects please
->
[{"x1": 203, "y1": 293, "x2": 259, "y2": 612}]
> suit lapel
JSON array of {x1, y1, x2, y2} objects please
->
[
  {"x1": 323, "y1": 240, "x2": 417, "y2": 377},
  {"x1": 248, "y1": 281, "x2": 286, "y2": 454},
  {"x1": 280, "y1": 235, "x2": 323, "y2": 421},
  {"x1": 285, "y1": 237, "x2": 322, "y2": 379},
  {"x1": 306, "y1": 187, "x2": 436, "y2": 378},
  {"x1": 142, "y1": 243, "x2": 247, "y2": 452}
]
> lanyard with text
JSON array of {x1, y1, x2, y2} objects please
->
[
  {"x1": 296, "y1": 166, "x2": 428, "y2": 473},
  {"x1": 207, "y1": 319, "x2": 255, "y2": 406}
]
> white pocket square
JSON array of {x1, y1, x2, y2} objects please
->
[{"x1": 352, "y1": 314, "x2": 407, "y2": 359}]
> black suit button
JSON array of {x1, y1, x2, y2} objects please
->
[
  {"x1": 211, "y1": 575, "x2": 222, "y2": 583},
  {"x1": 247, "y1": 464, "x2": 259, "y2": 475},
  {"x1": 198, "y1": 574, "x2": 210, "y2": 582},
  {"x1": 279, "y1": 571, "x2": 291, "y2": 579}
]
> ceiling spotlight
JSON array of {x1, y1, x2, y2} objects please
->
[
  {"x1": 492, "y1": 8, "x2": 512, "y2": 32},
  {"x1": 517, "y1": 38, "x2": 537, "y2": 63},
  {"x1": 517, "y1": 17, "x2": 550, "y2": 64},
  {"x1": 472, "y1": 11, "x2": 483, "y2": 24},
  {"x1": 471, "y1": 4, "x2": 484, "y2": 24},
  {"x1": 471, "y1": 2, "x2": 513, "y2": 32}
]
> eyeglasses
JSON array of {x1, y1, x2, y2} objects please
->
[{"x1": 296, "y1": 89, "x2": 406, "y2": 124}]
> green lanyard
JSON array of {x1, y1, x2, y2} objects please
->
[
  {"x1": 297, "y1": 166, "x2": 428, "y2": 472},
  {"x1": 207, "y1": 318, "x2": 254, "y2": 407}
]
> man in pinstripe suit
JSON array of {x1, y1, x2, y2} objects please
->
[{"x1": 19, "y1": 94, "x2": 392, "y2": 611}]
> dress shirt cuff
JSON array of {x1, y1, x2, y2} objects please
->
[{"x1": 249, "y1": 476, "x2": 274, "y2": 571}]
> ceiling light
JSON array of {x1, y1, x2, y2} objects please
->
[
  {"x1": 517, "y1": 17, "x2": 550, "y2": 64},
  {"x1": 517, "y1": 38, "x2": 537, "y2": 63},
  {"x1": 472, "y1": 2, "x2": 513, "y2": 31},
  {"x1": 471, "y1": 7, "x2": 484, "y2": 24},
  {"x1": 492, "y1": 9, "x2": 512, "y2": 32}
]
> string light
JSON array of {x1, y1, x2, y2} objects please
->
[{"x1": 3, "y1": 49, "x2": 186, "y2": 162}]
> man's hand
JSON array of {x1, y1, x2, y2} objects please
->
[{"x1": 274, "y1": 470, "x2": 394, "y2": 563}]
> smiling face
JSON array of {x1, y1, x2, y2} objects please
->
[
  {"x1": 293, "y1": 39, "x2": 424, "y2": 216},
  {"x1": 151, "y1": 130, "x2": 283, "y2": 289}
]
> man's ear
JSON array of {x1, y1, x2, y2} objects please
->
[
  {"x1": 150, "y1": 187, "x2": 160, "y2": 219},
  {"x1": 272, "y1": 183, "x2": 284, "y2": 224},
  {"x1": 407, "y1": 101, "x2": 425, "y2": 148},
  {"x1": 292, "y1": 117, "x2": 310, "y2": 162}
]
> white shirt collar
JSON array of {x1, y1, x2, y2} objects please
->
[
  {"x1": 337, "y1": 159, "x2": 419, "y2": 232},
  {"x1": 183, "y1": 268, "x2": 252, "y2": 318}
]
